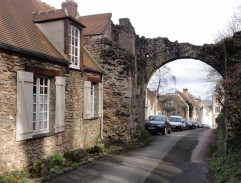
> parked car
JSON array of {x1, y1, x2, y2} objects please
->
[
  {"x1": 145, "y1": 115, "x2": 172, "y2": 135},
  {"x1": 194, "y1": 122, "x2": 201, "y2": 128},
  {"x1": 185, "y1": 120, "x2": 195, "y2": 129},
  {"x1": 183, "y1": 120, "x2": 189, "y2": 130},
  {"x1": 169, "y1": 115, "x2": 185, "y2": 131},
  {"x1": 201, "y1": 124, "x2": 210, "y2": 128},
  {"x1": 184, "y1": 120, "x2": 195, "y2": 129}
]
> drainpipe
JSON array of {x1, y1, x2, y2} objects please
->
[{"x1": 100, "y1": 75, "x2": 104, "y2": 139}]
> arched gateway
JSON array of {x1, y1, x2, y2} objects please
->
[
  {"x1": 135, "y1": 37, "x2": 226, "y2": 85},
  {"x1": 85, "y1": 18, "x2": 236, "y2": 141}
]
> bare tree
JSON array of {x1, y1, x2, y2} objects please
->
[
  {"x1": 201, "y1": 64, "x2": 223, "y2": 99},
  {"x1": 215, "y1": 5, "x2": 241, "y2": 42},
  {"x1": 147, "y1": 65, "x2": 176, "y2": 94}
]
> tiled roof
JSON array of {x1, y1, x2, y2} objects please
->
[
  {"x1": 203, "y1": 104, "x2": 212, "y2": 113},
  {"x1": 83, "y1": 48, "x2": 103, "y2": 72},
  {"x1": 0, "y1": 0, "x2": 64, "y2": 60},
  {"x1": 78, "y1": 13, "x2": 112, "y2": 36},
  {"x1": 33, "y1": 9, "x2": 68, "y2": 22},
  {"x1": 33, "y1": 9, "x2": 86, "y2": 28}
]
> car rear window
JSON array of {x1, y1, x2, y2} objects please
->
[{"x1": 169, "y1": 117, "x2": 182, "y2": 122}]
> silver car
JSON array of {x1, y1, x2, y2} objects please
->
[{"x1": 169, "y1": 115, "x2": 185, "y2": 131}]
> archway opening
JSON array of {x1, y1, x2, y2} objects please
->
[{"x1": 145, "y1": 59, "x2": 223, "y2": 129}]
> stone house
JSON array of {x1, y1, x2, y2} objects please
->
[
  {"x1": 0, "y1": 0, "x2": 104, "y2": 173},
  {"x1": 212, "y1": 90, "x2": 222, "y2": 128},
  {"x1": 202, "y1": 104, "x2": 213, "y2": 127},
  {"x1": 145, "y1": 88, "x2": 163, "y2": 119},
  {"x1": 158, "y1": 93, "x2": 189, "y2": 119},
  {"x1": 177, "y1": 89, "x2": 202, "y2": 122}
]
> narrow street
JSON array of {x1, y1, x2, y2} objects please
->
[{"x1": 45, "y1": 128, "x2": 213, "y2": 183}]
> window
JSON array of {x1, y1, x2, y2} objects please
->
[
  {"x1": 215, "y1": 106, "x2": 220, "y2": 113},
  {"x1": 91, "y1": 83, "x2": 95, "y2": 117},
  {"x1": 167, "y1": 101, "x2": 174, "y2": 108},
  {"x1": 16, "y1": 71, "x2": 66, "y2": 141},
  {"x1": 83, "y1": 81, "x2": 103, "y2": 119},
  {"x1": 69, "y1": 25, "x2": 80, "y2": 68},
  {"x1": 33, "y1": 77, "x2": 49, "y2": 134}
]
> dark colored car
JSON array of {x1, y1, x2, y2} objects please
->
[
  {"x1": 183, "y1": 120, "x2": 189, "y2": 130},
  {"x1": 194, "y1": 122, "x2": 201, "y2": 128},
  {"x1": 186, "y1": 120, "x2": 195, "y2": 129},
  {"x1": 145, "y1": 115, "x2": 172, "y2": 135}
]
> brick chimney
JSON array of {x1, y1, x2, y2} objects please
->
[
  {"x1": 62, "y1": 0, "x2": 78, "y2": 17},
  {"x1": 183, "y1": 88, "x2": 189, "y2": 97}
]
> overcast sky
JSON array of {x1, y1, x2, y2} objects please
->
[{"x1": 43, "y1": 0, "x2": 241, "y2": 99}]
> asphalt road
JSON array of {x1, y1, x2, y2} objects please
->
[{"x1": 45, "y1": 128, "x2": 213, "y2": 183}]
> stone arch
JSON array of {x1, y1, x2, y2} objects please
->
[{"x1": 135, "y1": 36, "x2": 226, "y2": 86}]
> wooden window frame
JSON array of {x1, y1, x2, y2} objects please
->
[
  {"x1": 69, "y1": 25, "x2": 80, "y2": 69},
  {"x1": 33, "y1": 76, "x2": 50, "y2": 135}
]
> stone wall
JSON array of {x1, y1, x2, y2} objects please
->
[
  {"x1": 0, "y1": 51, "x2": 102, "y2": 173},
  {"x1": 84, "y1": 35, "x2": 137, "y2": 141},
  {"x1": 83, "y1": 18, "x2": 231, "y2": 143}
]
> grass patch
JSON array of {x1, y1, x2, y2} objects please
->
[{"x1": 209, "y1": 130, "x2": 241, "y2": 183}]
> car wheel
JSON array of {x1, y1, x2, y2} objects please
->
[
  {"x1": 162, "y1": 128, "x2": 167, "y2": 135},
  {"x1": 168, "y1": 128, "x2": 172, "y2": 134}
]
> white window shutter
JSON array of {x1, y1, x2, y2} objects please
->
[
  {"x1": 83, "y1": 81, "x2": 91, "y2": 119},
  {"x1": 55, "y1": 77, "x2": 65, "y2": 133},
  {"x1": 98, "y1": 83, "x2": 103, "y2": 117},
  {"x1": 16, "y1": 71, "x2": 33, "y2": 141}
]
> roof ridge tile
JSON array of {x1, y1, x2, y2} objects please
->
[{"x1": 35, "y1": 0, "x2": 55, "y2": 10}]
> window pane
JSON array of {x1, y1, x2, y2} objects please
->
[
  {"x1": 44, "y1": 121, "x2": 47, "y2": 129},
  {"x1": 44, "y1": 87, "x2": 48, "y2": 94},
  {"x1": 33, "y1": 122, "x2": 36, "y2": 130},
  {"x1": 75, "y1": 57, "x2": 77, "y2": 65},
  {"x1": 33, "y1": 86, "x2": 36, "y2": 94},
  {"x1": 40, "y1": 95, "x2": 43, "y2": 103},
  {"x1": 33, "y1": 104, "x2": 36, "y2": 112},
  {"x1": 40, "y1": 78, "x2": 43, "y2": 85},
  {"x1": 44, "y1": 79, "x2": 48, "y2": 86},
  {"x1": 33, "y1": 113, "x2": 36, "y2": 121},
  {"x1": 40, "y1": 104, "x2": 43, "y2": 112},
  {"x1": 75, "y1": 48, "x2": 78, "y2": 56},
  {"x1": 44, "y1": 95, "x2": 47, "y2": 103},
  {"x1": 75, "y1": 38, "x2": 78, "y2": 46},
  {"x1": 39, "y1": 121, "x2": 43, "y2": 130},
  {"x1": 75, "y1": 29, "x2": 78, "y2": 37},
  {"x1": 34, "y1": 77, "x2": 36, "y2": 85},
  {"x1": 40, "y1": 87, "x2": 43, "y2": 94},
  {"x1": 44, "y1": 104, "x2": 47, "y2": 111},
  {"x1": 72, "y1": 37, "x2": 74, "y2": 46},
  {"x1": 72, "y1": 46, "x2": 74, "y2": 55},
  {"x1": 33, "y1": 95, "x2": 36, "y2": 103},
  {"x1": 39, "y1": 112, "x2": 43, "y2": 120},
  {"x1": 44, "y1": 112, "x2": 47, "y2": 120},
  {"x1": 72, "y1": 27, "x2": 74, "y2": 36}
]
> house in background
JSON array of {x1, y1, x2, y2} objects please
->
[
  {"x1": 158, "y1": 93, "x2": 189, "y2": 119},
  {"x1": 212, "y1": 90, "x2": 223, "y2": 128},
  {"x1": 0, "y1": 0, "x2": 105, "y2": 173},
  {"x1": 179, "y1": 88, "x2": 205, "y2": 122},
  {"x1": 145, "y1": 88, "x2": 163, "y2": 119},
  {"x1": 202, "y1": 104, "x2": 213, "y2": 127}
]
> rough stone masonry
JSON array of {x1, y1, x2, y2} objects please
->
[{"x1": 84, "y1": 17, "x2": 232, "y2": 142}]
